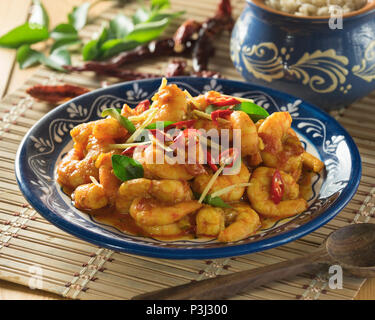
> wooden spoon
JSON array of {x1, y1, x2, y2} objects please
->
[{"x1": 132, "y1": 223, "x2": 375, "y2": 300}]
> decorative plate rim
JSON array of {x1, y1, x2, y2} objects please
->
[{"x1": 15, "y1": 77, "x2": 362, "y2": 259}]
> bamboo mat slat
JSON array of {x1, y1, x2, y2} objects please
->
[{"x1": 0, "y1": 0, "x2": 374, "y2": 300}]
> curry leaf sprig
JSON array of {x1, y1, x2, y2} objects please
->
[
  {"x1": 0, "y1": 0, "x2": 183, "y2": 71},
  {"x1": 1, "y1": 0, "x2": 90, "y2": 71},
  {"x1": 82, "y1": 0, "x2": 184, "y2": 60}
]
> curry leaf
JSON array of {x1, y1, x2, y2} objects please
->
[
  {"x1": 205, "y1": 105, "x2": 217, "y2": 114},
  {"x1": 193, "y1": 192, "x2": 231, "y2": 208},
  {"x1": 99, "y1": 39, "x2": 139, "y2": 59},
  {"x1": 151, "y1": 0, "x2": 171, "y2": 11},
  {"x1": 132, "y1": 7, "x2": 151, "y2": 25},
  {"x1": 204, "y1": 195, "x2": 231, "y2": 208},
  {"x1": 50, "y1": 38, "x2": 81, "y2": 53},
  {"x1": 147, "y1": 11, "x2": 185, "y2": 23},
  {"x1": 68, "y1": 2, "x2": 91, "y2": 31},
  {"x1": 234, "y1": 101, "x2": 269, "y2": 123},
  {"x1": 109, "y1": 14, "x2": 134, "y2": 38},
  {"x1": 145, "y1": 121, "x2": 175, "y2": 129},
  {"x1": 101, "y1": 108, "x2": 136, "y2": 133},
  {"x1": 125, "y1": 18, "x2": 170, "y2": 43},
  {"x1": 16, "y1": 45, "x2": 71, "y2": 71},
  {"x1": 0, "y1": 23, "x2": 49, "y2": 48},
  {"x1": 82, "y1": 25, "x2": 110, "y2": 61},
  {"x1": 16, "y1": 44, "x2": 43, "y2": 69},
  {"x1": 50, "y1": 23, "x2": 78, "y2": 41},
  {"x1": 29, "y1": 0, "x2": 49, "y2": 28},
  {"x1": 82, "y1": 39, "x2": 101, "y2": 61},
  {"x1": 111, "y1": 155, "x2": 144, "y2": 182},
  {"x1": 41, "y1": 48, "x2": 71, "y2": 71}
]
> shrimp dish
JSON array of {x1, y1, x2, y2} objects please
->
[{"x1": 56, "y1": 78, "x2": 324, "y2": 243}]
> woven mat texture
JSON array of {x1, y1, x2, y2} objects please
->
[{"x1": 0, "y1": 0, "x2": 374, "y2": 300}]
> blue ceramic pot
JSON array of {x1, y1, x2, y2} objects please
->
[{"x1": 230, "y1": 0, "x2": 375, "y2": 110}]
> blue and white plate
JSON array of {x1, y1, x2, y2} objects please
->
[{"x1": 15, "y1": 77, "x2": 361, "y2": 259}]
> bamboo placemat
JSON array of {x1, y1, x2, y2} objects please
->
[{"x1": 0, "y1": 0, "x2": 374, "y2": 300}]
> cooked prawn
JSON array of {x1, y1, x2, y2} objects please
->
[
  {"x1": 230, "y1": 111, "x2": 260, "y2": 158},
  {"x1": 133, "y1": 144, "x2": 194, "y2": 180},
  {"x1": 138, "y1": 215, "x2": 193, "y2": 237},
  {"x1": 70, "y1": 122, "x2": 95, "y2": 154},
  {"x1": 137, "y1": 222, "x2": 184, "y2": 237},
  {"x1": 196, "y1": 206, "x2": 225, "y2": 237},
  {"x1": 115, "y1": 178, "x2": 193, "y2": 213},
  {"x1": 92, "y1": 117, "x2": 128, "y2": 140},
  {"x1": 192, "y1": 161, "x2": 250, "y2": 202},
  {"x1": 129, "y1": 197, "x2": 202, "y2": 226},
  {"x1": 150, "y1": 84, "x2": 188, "y2": 123},
  {"x1": 218, "y1": 203, "x2": 261, "y2": 242},
  {"x1": 194, "y1": 119, "x2": 233, "y2": 141},
  {"x1": 56, "y1": 149, "x2": 99, "y2": 189},
  {"x1": 247, "y1": 167, "x2": 308, "y2": 218},
  {"x1": 56, "y1": 149, "x2": 82, "y2": 188},
  {"x1": 95, "y1": 152, "x2": 121, "y2": 205},
  {"x1": 258, "y1": 112, "x2": 304, "y2": 180},
  {"x1": 72, "y1": 182, "x2": 108, "y2": 210}
]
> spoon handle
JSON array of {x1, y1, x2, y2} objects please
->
[{"x1": 132, "y1": 247, "x2": 330, "y2": 300}]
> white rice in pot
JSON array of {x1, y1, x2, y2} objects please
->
[{"x1": 264, "y1": 0, "x2": 368, "y2": 16}]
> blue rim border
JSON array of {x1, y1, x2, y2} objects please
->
[{"x1": 15, "y1": 77, "x2": 362, "y2": 259}]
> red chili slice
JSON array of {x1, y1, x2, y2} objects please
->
[
  {"x1": 134, "y1": 99, "x2": 150, "y2": 114},
  {"x1": 216, "y1": 148, "x2": 239, "y2": 168},
  {"x1": 211, "y1": 109, "x2": 233, "y2": 126},
  {"x1": 165, "y1": 119, "x2": 197, "y2": 130},
  {"x1": 271, "y1": 169, "x2": 285, "y2": 205},
  {"x1": 206, "y1": 150, "x2": 218, "y2": 172},
  {"x1": 121, "y1": 146, "x2": 137, "y2": 156},
  {"x1": 206, "y1": 96, "x2": 240, "y2": 107}
]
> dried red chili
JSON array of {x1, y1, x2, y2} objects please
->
[
  {"x1": 271, "y1": 169, "x2": 284, "y2": 205},
  {"x1": 26, "y1": 84, "x2": 90, "y2": 103},
  {"x1": 192, "y1": 70, "x2": 222, "y2": 78},
  {"x1": 173, "y1": 19, "x2": 201, "y2": 53},
  {"x1": 192, "y1": 32, "x2": 215, "y2": 72},
  {"x1": 165, "y1": 59, "x2": 188, "y2": 77},
  {"x1": 192, "y1": 0, "x2": 234, "y2": 72}
]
